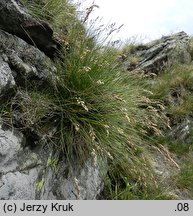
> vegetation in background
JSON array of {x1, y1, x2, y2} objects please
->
[
  {"x1": 149, "y1": 63, "x2": 193, "y2": 198},
  {"x1": 151, "y1": 64, "x2": 193, "y2": 121}
]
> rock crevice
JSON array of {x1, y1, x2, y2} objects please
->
[
  {"x1": 126, "y1": 31, "x2": 191, "y2": 74},
  {"x1": 0, "y1": 0, "x2": 61, "y2": 58}
]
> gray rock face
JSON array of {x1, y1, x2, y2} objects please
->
[
  {"x1": 169, "y1": 117, "x2": 193, "y2": 144},
  {"x1": 39, "y1": 159, "x2": 103, "y2": 200},
  {"x1": 0, "y1": 28, "x2": 56, "y2": 87},
  {"x1": 0, "y1": 57, "x2": 15, "y2": 95},
  {"x1": 0, "y1": 0, "x2": 60, "y2": 58},
  {"x1": 0, "y1": 127, "x2": 38, "y2": 200},
  {"x1": 126, "y1": 31, "x2": 191, "y2": 74},
  {"x1": 0, "y1": 126, "x2": 103, "y2": 199}
]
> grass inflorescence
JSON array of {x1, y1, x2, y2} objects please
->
[{"x1": 2, "y1": 0, "x2": 189, "y2": 199}]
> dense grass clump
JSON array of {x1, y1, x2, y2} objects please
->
[{"x1": 0, "y1": 0, "x2": 182, "y2": 199}]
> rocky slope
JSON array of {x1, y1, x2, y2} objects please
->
[
  {"x1": 1, "y1": 0, "x2": 193, "y2": 200},
  {"x1": 0, "y1": 0, "x2": 103, "y2": 200},
  {"x1": 125, "y1": 31, "x2": 191, "y2": 73},
  {"x1": 123, "y1": 32, "x2": 193, "y2": 199}
]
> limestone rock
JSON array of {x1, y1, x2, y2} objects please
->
[
  {"x1": 39, "y1": 159, "x2": 103, "y2": 200},
  {"x1": 168, "y1": 117, "x2": 193, "y2": 144},
  {"x1": 0, "y1": 0, "x2": 60, "y2": 58},
  {"x1": 0, "y1": 28, "x2": 56, "y2": 87},
  {"x1": 126, "y1": 32, "x2": 191, "y2": 74},
  {"x1": 0, "y1": 126, "x2": 103, "y2": 199},
  {"x1": 0, "y1": 56, "x2": 15, "y2": 97}
]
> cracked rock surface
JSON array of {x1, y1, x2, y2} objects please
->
[
  {"x1": 0, "y1": 126, "x2": 103, "y2": 199},
  {"x1": 126, "y1": 31, "x2": 191, "y2": 74},
  {"x1": 0, "y1": 127, "x2": 40, "y2": 199},
  {"x1": 0, "y1": 56, "x2": 15, "y2": 96},
  {"x1": 0, "y1": 29, "x2": 56, "y2": 86},
  {"x1": 0, "y1": 0, "x2": 60, "y2": 58}
]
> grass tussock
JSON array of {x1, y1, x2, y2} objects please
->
[{"x1": 2, "y1": 0, "x2": 192, "y2": 200}]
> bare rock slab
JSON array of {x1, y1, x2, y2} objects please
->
[
  {"x1": 0, "y1": 127, "x2": 103, "y2": 200},
  {"x1": 126, "y1": 32, "x2": 191, "y2": 74},
  {"x1": 0, "y1": 0, "x2": 60, "y2": 58}
]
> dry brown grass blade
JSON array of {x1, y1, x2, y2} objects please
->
[{"x1": 155, "y1": 144, "x2": 180, "y2": 169}]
